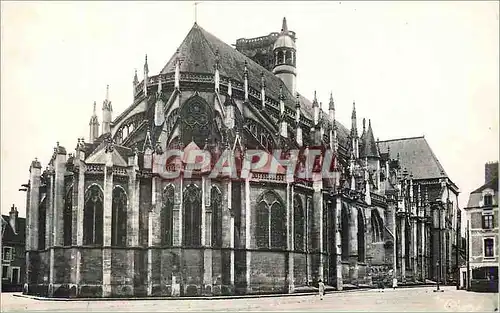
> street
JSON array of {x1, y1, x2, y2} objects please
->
[{"x1": 1, "y1": 286, "x2": 498, "y2": 312}]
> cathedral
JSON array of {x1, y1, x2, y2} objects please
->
[{"x1": 23, "y1": 18, "x2": 461, "y2": 298}]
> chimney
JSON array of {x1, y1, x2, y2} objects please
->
[
  {"x1": 485, "y1": 162, "x2": 498, "y2": 183},
  {"x1": 9, "y1": 204, "x2": 18, "y2": 234}
]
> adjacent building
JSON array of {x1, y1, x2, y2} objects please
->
[
  {"x1": 1, "y1": 205, "x2": 26, "y2": 291},
  {"x1": 22, "y1": 19, "x2": 461, "y2": 298},
  {"x1": 462, "y1": 162, "x2": 498, "y2": 292}
]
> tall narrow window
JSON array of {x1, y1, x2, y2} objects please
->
[
  {"x1": 484, "y1": 238, "x2": 494, "y2": 257},
  {"x1": 357, "y1": 208, "x2": 365, "y2": 262},
  {"x1": 38, "y1": 198, "x2": 46, "y2": 250},
  {"x1": 63, "y1": 187, "x2": 73, "y2": 246},
  {"x1": 323, "y1": 201, "x2": 328, "y2": 253},
  {"x1": 162, "y1": 185, "x2": 174, "y2": 246},
  {"x1": 183, "y1": 184, "x2": 201, "y2": 247},
  {"x1": 83, "y1": 185, "x2": 103, "y2": 245},
  {"x1": 294, "y1": 195, "x2": 305, "y2": 251},
  {"x1": 371, "y1": 209, "x2": 383, "y2": 243},
  {"x1": 211, "y1": 187, "x2": 223, "y2": 248},
  {"x1": 256, "y1": 201, "x2": 269, "y2": 248},
  {"x1": 270, "y1": 202, "x2": 286, "y2": 249},
  {"x1": 341, "y1": 204, "x2": 349, "y2": 260},
  {"x1": 484, "y1": 195, "x2": 493, "y2": 207},
  {"x1": 112, "y1": 187, "x2": 128, "y2": 247}
]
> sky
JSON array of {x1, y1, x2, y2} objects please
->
[{"x1": 1, "y1": 1, "x2": 498, "y2": 218}]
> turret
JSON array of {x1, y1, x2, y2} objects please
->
[
  {"x1": 313, "y1": 91, "x2": 319, "y2": 126},
  {"x1": 328, "y1": 93, "x2": 337, "y2": 151},
  {"x1": 273, "y1": 17, "x2": 297, "y2": 96},
  {"x1": 102, "y1": 85, "x2": 112, "y2": 134},
  {"x1": 89, "y1": 101, "x2": 99, "y2": 143}
]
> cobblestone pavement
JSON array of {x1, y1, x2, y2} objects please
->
[{"x1": 1, "y1": 286, "x2": 498, "y2": 312}]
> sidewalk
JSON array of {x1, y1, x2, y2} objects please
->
[{"x1": 13, "y1": 284, "x2": 437, "y2": 302}]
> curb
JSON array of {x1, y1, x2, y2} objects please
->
[{"x1": 12, "y1": 285, "x2": 437, "y2": 302}]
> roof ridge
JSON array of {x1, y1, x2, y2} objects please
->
[
  {"x1": 377, "y1": 135, "x2": 425, "y2": 143},
  {"x1": 422, "y1": 137, "x2": 448, "y2": 177}
]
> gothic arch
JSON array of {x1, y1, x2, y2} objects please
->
[
  {"x1": 183, "y1": 184, "x2": 202, "y2": 247},
  {"x1": 63, "y1": 187, "x2": 73, "y2": 246},
  {"x1": 84, "y1": 185, "x2": 103, "y2": 245},
  {"x1": 211, "y1": 186, "x2": 223, "y2": 248},
  {"x1": 294, "y1": 195, "x2": 305, "y2": 251},
  {"x1": 161, "y1": 184, "x2": 175, "y2": 246}
]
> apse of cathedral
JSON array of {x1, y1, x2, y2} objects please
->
[{"x1": 23, "y1": 18, "x2": 461, "y2": 298}]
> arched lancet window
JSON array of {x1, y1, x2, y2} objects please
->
[
  {"x1": 256, "y1": 201, "x2": 269, "y2": 248},
  {"x1": 112, "y1": 187, "x2": 128, "y2": 247},
  {"x1": 38, "y1": 197, "x2": 47, "y2": 250},
  {"x1": 323, "y1": 200, "x2": 328, "y2": 253},
  {"x1": 211, "y1": 187, "x2": 223, "y2": 248},
  {"x1": 256, "y1": 191, "x2": 286, "y2": 250},
  {"x1": 83, "y1": 185, "x2": 103, "y2": 245},
  {"x1": 341, "y1": 203, "x2": 349, "y2": 260},
  {"x1": 405, "y1": 218, "x2": 411, "y2": 268},
  {"x1": 63, "y1": 187, "x2": 73, "y2": 246},
  {"x1": 357, "y1": 208, "x2": 365, "y2": 262},
  {"x1": 161, "y1": 185, "x2": 174, "y2": 246},
  {"x1": 294, "y1": 195, "x2": 305, "y2": 251},
  {"x1": 129, "y1": 123, "x2": 134, "y2": 134},
  {"x1": 183, "y1": 184, "x2": 202, "y2": 247},
  {"x1": 271, "y1": 202, "x2": 286, "y2": 249},
  {"x1": 371, "y1": 209, "x2": 383, "y2": 243}
]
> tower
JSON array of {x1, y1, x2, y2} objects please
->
[
  {"x1": 273, "y1": 17, "x2": 297, "y2": 96},
  {"x1": 89, "y1": 101, "x2": 100, "y2": 143},
  {"x1": 102, "y1": 85, "x2": 112, "y2": 135}
]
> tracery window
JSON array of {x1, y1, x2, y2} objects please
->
[
  {"x1": 294, "y1": 195, "x2": 305, "y2": 251},
  {"x1": 183, "y1": 184, "x2": 202, "y2": 247},
  {"x1": 83, "y1": 185, "x2": 103, "y2": 245},
  {"x1": 111, "y1": 187, "x2": 128, "y2": 247},
  {"x1": 63, "y1": 187, "x2": 73, "y2": 246},
  {"x1": 256, "y1": 191, "x2": 286, "y2": 249},
  {"x1": 211, "y1": 187, "x2": 223, "y2": 248},
  {"x1": 181, "y1": 96, "x2": 213, "y2": 148},
  {"x1": 161, "y1": 185, "x2": 174, "y2": 246}
]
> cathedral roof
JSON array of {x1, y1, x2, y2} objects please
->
[{"x1": 377, "y1": 136, "x2": 447, "y2": 180}]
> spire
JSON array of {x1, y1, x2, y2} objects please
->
[
  {"x1": 174, "y1": 49, "x2": 181, "y2": 89},
  {"x1": 296, "y1": 94, "x2": 302, "y2": 146},
  {"x1": 102, "y1": 85, "x2": 112, "y2": 134},
  {"x1": 89, "y1": 101, "x2": 99, "y2": 143},
  {"x1": 144, "y1": 54, "x2": 149, "y2": 96},
  {"x1": 329, "y1": 92, "x2": 335, "y2": 110},
  {"x1": 360, "y1": 118, "x2": 379, "y2": 159},
  {"x1": 133, "y1": 69, "x2": 138, "y2": 84},
  {"x1": 281, "y1": 17, "x2": 288, "y2": 33},
  {"x1": 313, "y1": 91, "x2": 319, "y2": 126},
  {"x1": 362, "y1": 118, "x2": 366, "y2": 134}
]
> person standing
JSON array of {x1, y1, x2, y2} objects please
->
[
  {"x1": 318, "y1": 279, "x2": 325, "y2": 300},
  {"x1": 392, "y1": 277, "x2": 398, "y2": 290}
]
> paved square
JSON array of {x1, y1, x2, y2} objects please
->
[{"x1": 1, "y1": 287, "x2": 498, "y2": 312}]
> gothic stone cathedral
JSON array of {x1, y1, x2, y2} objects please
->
[{"x1": 23, "y1": 19, "x2": 461, "y2": 298}]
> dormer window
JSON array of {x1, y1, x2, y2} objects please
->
[{"x1": 484, "y1": 194, "x2": 493, "y2": 207}]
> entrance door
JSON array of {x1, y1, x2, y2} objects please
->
[{"x1": 462, "y1": 271, "x2": 466, "y2": 289}]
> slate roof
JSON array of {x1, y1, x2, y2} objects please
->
[
  {"x1": 377, "y1": 136, "x2": 447, "y2": 180},
  {"x1": 1, "y1": 215, "x2": 26, "y2": 245},
  {"x1": 360, "y1": 120, "x2": 379, "y2": 158},
  {"x1": 159, "y1": 23, "x2": 351, "y2": 146},
  {"x1": 471, "y1": 177, "x2": 499, "y2": 194},
  {"x1": 85, "y1": 139, "x2": 131, "y2": 167}
]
